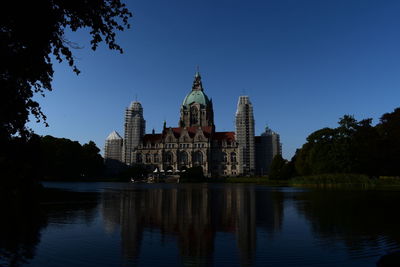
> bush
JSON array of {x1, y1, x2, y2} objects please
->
[
  {"x1": 179, "y1": 166, "x2": 206, "y2": 182},
  {"x1": 290, "y1": 173, "x2": 373, "y2": 187}
]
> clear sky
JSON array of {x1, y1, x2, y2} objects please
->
[{"x1": 29, "y1": 0, "x2": 400, "y2": 159}]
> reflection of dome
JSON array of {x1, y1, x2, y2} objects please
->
[{"x1": 182, "y1": 90, "x2": 211, "y2": 107}]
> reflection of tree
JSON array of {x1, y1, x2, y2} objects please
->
[
  {"x1": 101, "y1": 185, "x2": 285, "y2": 266},
  {"x1": 294, "y1": 191, "x2": 400, "y2": 255},
  {"x1": 0, "y1": 190, "x2": 99, "y2": 267},
  {"x1": 0, "y1": 204, "x2": 46, "y2": 267}
]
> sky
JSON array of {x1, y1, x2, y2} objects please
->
[{"x1": 29, "y1": 0, "x2": 400, "y2": 159}]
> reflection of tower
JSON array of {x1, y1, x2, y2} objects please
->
[
  {"x1": 235, "y1": 96, "x2": 255, "y2": 174},
  {"x1": 123, "y1": 101, "x2": 146, "y2": 165},
  {"x1": 235, "y1": 186, "x2": 257, "y2": 266}
]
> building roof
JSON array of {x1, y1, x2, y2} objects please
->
[
  {"x1": 143, "y1": 133, "x2": 163, "y2": 143},
  {"x1": 106, "y1": 131, "x2": 122, "y2": 140},
  {"x1": 213, "y1": 131, "x2": 235, "y2": 142},
  {"x1": 182, "y1": 90, "x2": 211, "y2": 108},
  {"x1": 169, "y1": 126, "x2": 213, "y2": 138}
]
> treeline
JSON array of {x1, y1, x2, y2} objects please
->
[
  {"x1": 270, "y1": 107, "x2": 400, "y2": 179},
  {"x1": 1, "y1": 135, "x2": 104, "y2": 187},
  {"x1": 40, "y1": 136, "x2": 104, "y2": 180}
]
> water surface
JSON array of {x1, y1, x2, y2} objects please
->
[{"x1": 1, "y1": 182, "x2": 399, "y2": 267}]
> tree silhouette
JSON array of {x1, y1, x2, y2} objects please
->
[{"x1": 0, "y1": 0, "x2": 132, "y2": 140}]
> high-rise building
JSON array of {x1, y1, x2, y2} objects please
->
[
  {"x1": 235, "y1": 96, "x2": 255, "y2": 175},
  {"x1": 104, "y1": 131, "x2": 124, "y2": 172},
  {"x1": 123, "y1": 101, "x2": 146, "y2": 165},
  {"x1": 255, "y1": 126, "x2": 282, "y2": 175}
]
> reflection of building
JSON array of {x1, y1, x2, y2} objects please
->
[
  {"x1": 100, "y1": 185, "x2": 284, "y2": 265},
  {"x1": 255, "y1": 126, "x2": 282, "y2": 175},
  {"x1": 104, "y1": 71, "x2": 282, "y2": 176}
]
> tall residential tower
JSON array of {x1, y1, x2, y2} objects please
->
[
  {"x1": 123, "y1": 101, "x2": 146, "y2": 165},
  {"x1": 235, "y1": 96, "x2": 255, "y2": 174}
]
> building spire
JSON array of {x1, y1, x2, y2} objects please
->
[{"x1": 192, "y1": 66, "x2": 203, "y2": 91}]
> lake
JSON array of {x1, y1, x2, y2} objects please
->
[{"x1": 1, "y1": 182, "x2": 399, "y2": 267}]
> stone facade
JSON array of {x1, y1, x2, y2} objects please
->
[
  {"x1": 134, "y1": 72, "x2": 240, "y2": 176},
  {"x1": 104, "y1": 71, "x2": 281, "y2": 177}
]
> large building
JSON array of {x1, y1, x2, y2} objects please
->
[
  {"x1": 104, "y1": 131, "x2": 124, "y2": 173},
  {"x1": 255, "y1": 126, "x2": 282, "y2": 175},
  {"x1": 104, "y1": 71, "x2": 281, "y2": 176},
  {"x1": 235, "y1": 96, "x2": 255, "y2": 175}
]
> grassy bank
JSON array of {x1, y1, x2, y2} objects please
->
[
  {"x1": 224, "y1": 176, "x2": 290, "y2": 186},
  {"x1": 223, "y1": 174, "x2": 400, "y2": 188},
  {"x1": 289, "y1": 174, "x2": 400, "y2": 188}
]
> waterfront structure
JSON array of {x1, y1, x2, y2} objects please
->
[
  {"x1": 255, "y1": 126, "x2": 282, "y2": 175},
  {"x1": 123, "y1": 101, "x2": 145, "y2": 165},
  {"x1": 104, "y1": 71, "x2": 281, "y2": 177},
  {"x1": 235, "y1": 96, "x2": 255, "y2": 175}
]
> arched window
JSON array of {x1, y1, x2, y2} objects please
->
[
  {"x1": 230, "y1": 152, "x2": 237, "y2": 163},
  {"x1": 193, "y1": 151, "x2": 203, "y2": 166},
  {"x1": 154, "y1": 153, "x2": 159, "y2": 163},
  {"x1": 136, "y1": 153, "x2": 142, "y2": 163},
  {"x1": 222, "y1": 152, "x2": 227, "y2": 162},
  {"x1": 164, "y1": 152, "x2": 173, "y2": 163},
  {"x1": 146, "y1": 153, "x2": 151, "y2": 163},
  {"x1": 190, "y1": 106, "x2": 198, "y2": 125},
  {"x1": 179, "y1": 151, "x2": 188, "y2": 165}
]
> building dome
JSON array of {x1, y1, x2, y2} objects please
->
[{"x1": 182, "y1": 90, "x2": 211, "y2": 107}]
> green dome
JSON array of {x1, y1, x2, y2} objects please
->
[{"x1": 182, "y1": 90, "x2": 210, "y2": 107}]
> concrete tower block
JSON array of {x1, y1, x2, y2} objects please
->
[
  {"x1": 235, "y1": 96, "x2": 255, "y2": 175},
  {"x1": 123, "y1": 101, "x2": 146, "y2": 165}
]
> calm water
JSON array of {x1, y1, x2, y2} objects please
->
[{"x1": 1, "y1": 182, "x2": 400, "y2": 267}]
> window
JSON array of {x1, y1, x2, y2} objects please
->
[
  {"x1": 154, "y1": 154, "x2": 159, "y2": 163},
  {"x1": 179, "y1": 151, "x2": 188, "y2": 165},
  {"x1": 164, "y1": 152, "x2": 173, "y2": 163},
  {"x1": 230, "y1": 152, "x2": 237, "y2": 163},
  {"x1": 193, "y1": 151, "x2": 203, "y2": 165},
  {"x1": 146, "y1": 154, "x2": 151, "y2": 163},
  {"x1": 136, "y1": 153, "x2": 142, "y2": 163},
  {"x1": 222, "y1": 152, "x2": 227, "y2": 162}
]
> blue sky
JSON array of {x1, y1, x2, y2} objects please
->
[{"x1": 29, "y1": 0, "x2": 400, "y2": 159}]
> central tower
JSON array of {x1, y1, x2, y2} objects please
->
[{"x1": 179, "y1": 71, "x2": 214, "y2": 128}]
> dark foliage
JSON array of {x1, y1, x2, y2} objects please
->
[
  {"x1": 118, "y1": 164, "x2": 148, "y2": 182},
  {"x1": 40, "y1": 135, "x2": 104, "y2": 180},
  {"x1": 269, "y1": 155, "x2": 295, "y2": 180},
  {"x1": 0, "y1": 0, "x2": 132, "y2": 140},
  {"x1": 293, "y1": 108, "x2": 400, "y2": 177},
  {"x1": 0, "y1": 134, "x2": 44, "y2": 201}
]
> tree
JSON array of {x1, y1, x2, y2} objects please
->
[
  {"x1": 376, "y1": 108, "x2": 400, "y2": 175},
  {"x1": 269, "y1": 155, "x2": 293, "y2": 180},
  {"x1": 1, "y1": 0, "x2": 132, "y2": 140}
]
